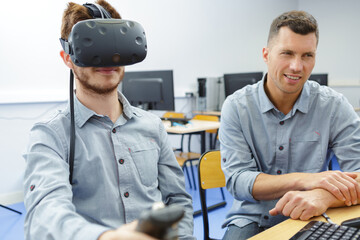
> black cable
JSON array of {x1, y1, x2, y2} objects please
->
[{"x1": 69, "y1": 70, "x2": 75, "y2": 185}]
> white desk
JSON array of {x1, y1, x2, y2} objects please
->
[
  {"x1": 192, "y1": 111, "x2": 221, "y2": 117},
  {"x1": 163, "y1": 119, "x2": 220, "y2": 153}
]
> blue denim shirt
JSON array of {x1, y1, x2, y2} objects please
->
[
  {"x1": 23, "y1": 92, "x2": 194, "y2": 240},
  {"x1": 220, "y1": 75, "x2": 360, "y2": 228}
]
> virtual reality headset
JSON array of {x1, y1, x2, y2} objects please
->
[{"x1": 60, "y1": 3, "x2": 147, "y2": 67}]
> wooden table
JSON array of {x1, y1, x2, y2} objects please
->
[{"x1": 249, "y1": 205, "x2": 360, "y2": 239}]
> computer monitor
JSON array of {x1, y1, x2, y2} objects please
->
[
  {"x1": 224, "y1": 72, "x2": 263, "y2": 97},
  {"x1": 308, "y1": 73, "x2": 328, "y2": 86},
  {"x1": 120, "y1": 70, "x2": 175, "y2": 111}
]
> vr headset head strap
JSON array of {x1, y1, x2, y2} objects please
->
[
  {"x1": 83, "y1": 3, "x2": 112, "y2": 19},
  {"x1": 60, "y1": 2, "x2": 112, "y2": 54}
]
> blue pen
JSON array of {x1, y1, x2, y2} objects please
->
[{"x1": 173, "y1": 122, "x2": 186, "y2": 127}]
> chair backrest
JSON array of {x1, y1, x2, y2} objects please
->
[
  {"x1": 192, "y1": 114, "x2": 219, "y2": 134},
  {"x1": 192, "y1": 114, "x2": 219, "y2": 122},
  {"x1": 163, "y1": 112, "x2": 186, "y2": 119},
  {"x1": 198, "y1": 150, "x2": 226, "y2": 240},
  {"x1": 199, "y1": 150, "x2": 225, "y2": 189}
]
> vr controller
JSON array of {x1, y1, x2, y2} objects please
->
[{"x1": 136, "y1": 203, "x2": 185, "y2": 240}]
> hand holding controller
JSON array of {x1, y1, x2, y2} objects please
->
[{"x1": 136, "y1": 202, "x2": 185, "y2": 240}]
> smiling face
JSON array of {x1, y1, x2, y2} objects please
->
[{"x1": 263, "y1": 26, "x2": 317, "y2": 99}]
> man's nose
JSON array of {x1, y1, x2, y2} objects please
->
[{"x1": 289, "y1": 56, "x2": 303, "y2": 72}]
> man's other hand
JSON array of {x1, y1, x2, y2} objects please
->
[{"x1": 303, "y1": 171, "x2": 360, "y2": 206}]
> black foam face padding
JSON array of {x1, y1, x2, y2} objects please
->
[{"x1": 66, "y1": 19, "x2": 147, "y2": 67}]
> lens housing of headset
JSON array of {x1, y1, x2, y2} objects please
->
[{"x1": 60, "y1": 19, "x2": 147, "y2": 67}]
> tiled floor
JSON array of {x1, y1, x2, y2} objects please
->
[
  {"x1": 0, "y1": 167, "x2": 232, "y2": 240},
  {"x1": 0, "y1": 202, "x2": 26, "y2": 240}
]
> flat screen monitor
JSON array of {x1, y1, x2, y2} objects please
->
[
  {"x1": 224, "y1": 72, "x2": 263, "y2": 97},
  {"x1": 120, "y1": 70, "x2": 175, "y2": 111},
  {"x1": 309, "y1": 73, "x2": 328, "y2": 86}
]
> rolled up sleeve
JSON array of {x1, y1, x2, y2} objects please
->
[{"x1": 23, "y1": 123, "x2": 112, "y2": 240}]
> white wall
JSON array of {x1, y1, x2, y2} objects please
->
[
  {"x1": 0, "y1": 102, "x2": 66, "y2": 204},
  {"x1": 299, "y1": 0, "x2": 360, "y2": 86},
  {"x1": 0, "y1": 0, "x2": 296, "y2": 101},
  {"x1": 1, "y1": 0, "x2": 360, "y2": 204}
]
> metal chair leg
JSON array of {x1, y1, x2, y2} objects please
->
[
  {"x1": 183, "y1": 164, "x2": 193, "y2": 189},
  {"x1": 0, "y1": 204, "x2": 22, "y2": 215},
  {"x1": 189, "y1": 160, "x2": 197, "y2": 190}
]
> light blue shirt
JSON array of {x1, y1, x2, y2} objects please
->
[
  {"x1": 23, "y1": 92, "x2": 195, "y2": 240},
  {"x1": 219, "y1": 75, "x2": 360, "y2": 228}
]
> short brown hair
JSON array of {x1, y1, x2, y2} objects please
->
[
  {"x1": 267, "y1": 10, "x2": 319, "y2": 46},
  {"x1": 60, "y1": 0, "x2": 121, "y2": 40}
]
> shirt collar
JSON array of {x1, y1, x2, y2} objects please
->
[
  {"x1": 294, "y1": 81, "x2": 310, "y2": 114},
  {"x1": 259, "y1": 74, "x2": 275, "y2": 113},
  {"x1": 69, "y1": 91, "x2": 137, "y2": 128},
  {"x1": 259, "y1": 73, "x2": 310, "y2": 114}
]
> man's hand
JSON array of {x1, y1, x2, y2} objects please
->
[
  {"x1": 302, "y1": 171, "x2": 360, "y2": 206},
  {"x1": 269, "y1": 189, "x2": 335, "y2": 220},
  {"x1": 98, "y1": 221, "x2": 157, "y2": 240}
]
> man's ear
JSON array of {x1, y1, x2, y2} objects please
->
[
  {"x1": 262, "y1": 47, "x2": 270, "y2": 64},
  {"x1": 60, "y1": 50, "x2": 73, "y2": 69}
]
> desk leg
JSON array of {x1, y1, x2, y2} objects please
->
[{"x1": 200, "y1": 131, "x2": 206, "y2": 153}]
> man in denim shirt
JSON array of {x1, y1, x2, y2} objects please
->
[
  {"x1": 220, "y1": 10, "x2": 360, "y2": 239},
  {"x1": 23, "y1": 1, "x2": 194, "y2": 239}
]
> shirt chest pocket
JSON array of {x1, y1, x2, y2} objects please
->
[
  {"x1": 130, "y1": 140, "x2": 159, "y2": 187},
  {"x1": 290, "y1": 133, "x2": 324, "y2": 172}
]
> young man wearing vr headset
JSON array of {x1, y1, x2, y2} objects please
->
[
  {"x1": 219, "y1": 10, "x2": 360, "y2": 239},
  {"x1": 23, "y1": 1, "x2": 194, "y2": 239}
]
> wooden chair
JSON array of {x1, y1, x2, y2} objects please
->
[
  {"x1": 162, "y1": 111, "x2": 186, "y2": 119},
  {"x1": 163, "y1": 112, "x2": 198, "y2": 189},
  {"x1": 198, "y1": 150, "x2": 227, "y2": 240},
  {"x1": 192, "y1": 115, "x2": 219, "y2": 149},
  {"x1": 174, "y1": 114, "x2": 220, "y2": 190}
]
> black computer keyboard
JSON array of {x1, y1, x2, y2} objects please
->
[{"x1": 290, "y1": 221, "x2": 360, "y2": 239}]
